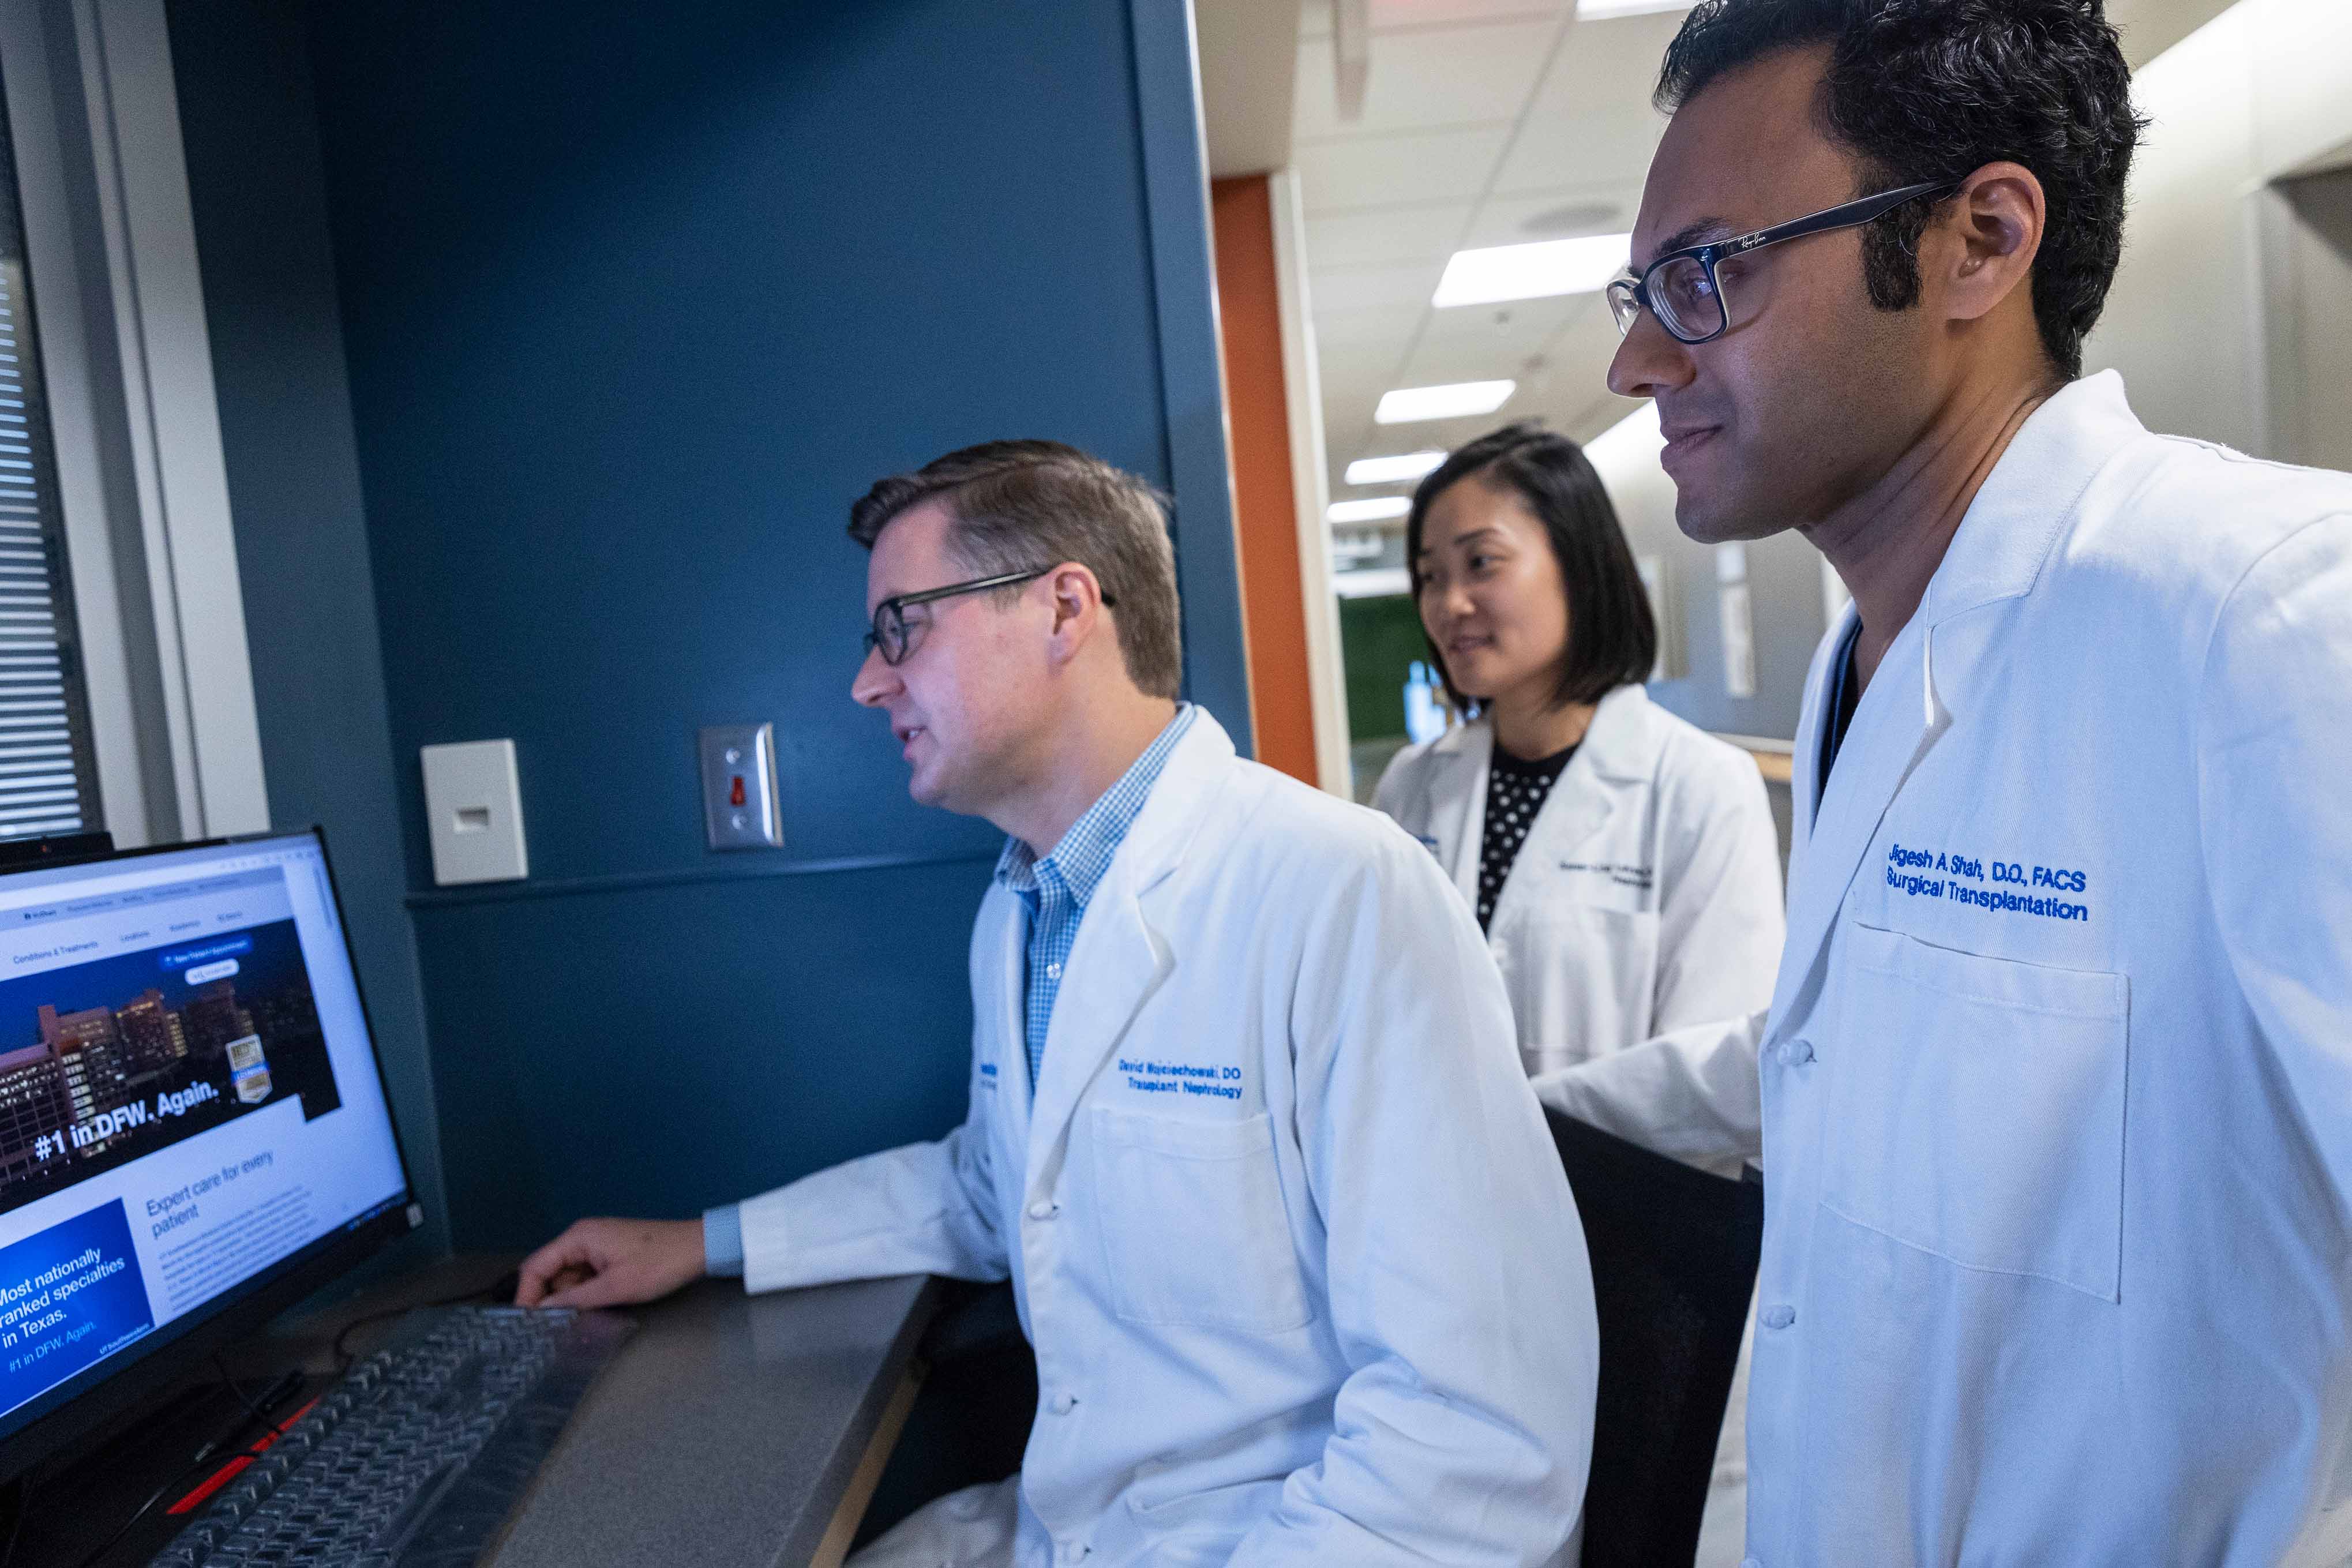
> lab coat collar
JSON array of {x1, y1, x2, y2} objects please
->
[
  {"x1": 1576, "y1": 683, "x2": 1662, "y2": 782},
  {"x1": 1022, "y1": 712, "x2": 1239, "y2": 1184},
  {"x1": 1427, "y1": 720, "x2": 1492, "y2": 904},
  {"x1": 1768, "y1": 373, "x2": 2143, "y2": 1041},
  {"x1": 1423, "y1": 684, "x2": 1659, "y2": 902},
  {"x1": 1481, "y1": 686, "x2": 1657, "y2": 931},
  {"x1": 1919, "y1": 370, "x2": 2144, "y2": 628}
]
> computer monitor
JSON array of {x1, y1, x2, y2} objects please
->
[{"x1": 0, "y1": 828, "x2": 417, "y2": 1481}]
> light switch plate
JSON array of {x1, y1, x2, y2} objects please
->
[
  {"x1": 700, "y1": 722, "x2": 782, "y2": 850},
  {"x1": 421, "y1": 740, "x2": 528, "y2": 886}
]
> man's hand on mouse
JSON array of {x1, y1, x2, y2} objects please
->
[{"x1": 515, "y1": 1217, "x2": 706, "y2": 1309}]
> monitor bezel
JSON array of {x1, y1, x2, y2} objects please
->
[{"x1": 0, "y1": 826, "x2": 422, "y2": 1485}]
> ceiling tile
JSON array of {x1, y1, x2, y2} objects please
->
[
  {"x1": 1311, "y1": 304, "x2": 1423, "y2": 353},
  {"x1": 1381, "y1": 0, "x2": 1567, "y2": 22},
  {"x1": 1415, "y1": 292, "x2": 1595, "y2": 361},
  {"x1": 1286, "y1": 5, "x2": 1699, "y2": 515},
  {"x1": 1296, "y1": 125, "x2": 1514, "y2": 211},
  {"x1": 1490, "y1": 108, "x2": 1667, "y2": 196},
  {"x1": 1547, "y1": 9, "x2": 1691, "y2": 94},
  {"x1": 1305, "y1": 203, "x2": 1475, "y2": 268},
  {"x1": 1486, "y1": 11, "x2": 1680, "y2": 193},
  {"x1": 1310, "y1": 259, "x2": 1447, "y2": 313},
  {"x1": 1460, "y1": 183, "x2": 1644, "y2": 247},
  {"x1": 1303, "y1": 1, "x2": 1573, "y2": 43},
  {"x1": 1293, "y1": 18, "x2": 1559, "y2": 140}
]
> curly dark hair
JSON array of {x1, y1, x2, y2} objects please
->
[{"x1": 1657, "y1": 0, "x2": 2144, "y2": 379}]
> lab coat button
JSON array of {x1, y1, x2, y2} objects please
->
[
  {"x1": 1741, "y1": 1558, "x2": 1763, "y2": 1568},
  {"x1": 1762, "y1": 1305, "x2": 1796, "y2": 1330},
  {"x1": 1047, "y1": 1391, "x2": 1078, "y2": 1415},
  {"x1": 1779, "y1": 1039, "x2": 1815, "y2": 1067},
  {"x1": 1057, "y1": 1544, "x2": 1090, "y2": 1564},
  {"x1": 1027, "y1": 1199, "x2": 1057, "y2": 1221}
]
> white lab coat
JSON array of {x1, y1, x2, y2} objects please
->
[
  {"x1": 1378, "y1": 683, "x2": 1781, "y2": 1567},
  {"x1": 1372, "y1": 684, "x2": 1785, "y2": 1089},
  {"x1": 1539, "y1": 372, "x2": 2352, "y2": 1565},
  {"x1": 737, "y1": 713, "x2": 1600, "y2": 1568}
]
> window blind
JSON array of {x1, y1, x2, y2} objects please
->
[{"x1": 0, "y1": 71, "x2": 102, "y2": 841}]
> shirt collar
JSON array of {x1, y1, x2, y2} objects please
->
[{"x1": 995, "y1": 704, "x2": 1198, "y2": 907}]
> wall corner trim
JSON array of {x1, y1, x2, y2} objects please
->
[
  {"x1": 67, "y1": 0, "x2": 268, "y2": 841},
  {"x1": 1130, "y1": 0, "x2": 1255, "y2": 757}
]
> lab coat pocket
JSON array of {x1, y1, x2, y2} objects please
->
[
  {"x1": 1089, "y1": 1108, "x2": 1314, "y2": 1333},
  {"x1": 1498, "y1": 902, "x2": 1659, "y2": 1070},
  {"x1": 1824, "y1": 924, "x2": 2128, "y2": 1302}
]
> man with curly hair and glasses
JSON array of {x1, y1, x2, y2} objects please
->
[{"x1": 1546, "y1": 0, "x2": 2352, "y2": 1562}]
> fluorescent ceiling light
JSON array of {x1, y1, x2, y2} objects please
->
[
  {"x1": 1576, "y1": 0, "x2": 1690, "y2": 18},
  {"x1": 1375, "y1": 380, "x2": 1516, "y2": 425},
  {"x1": 1328, "y1": 496, "x2": 1412, "y2": 524},
  {"x1": 1345, "y1": 451, "x2": 1447, "y2": 486},
  {"x1": 1432, "y1": 234, "x2": 1632, "y2": 307}
]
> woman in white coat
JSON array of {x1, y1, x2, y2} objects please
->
[
  {"x1": 1375, "y1": 422, "x2": 1783, "y2": 1565},
  {"x1": 1375, "y1": 422, "x2": 1785, "y2": 1082}
]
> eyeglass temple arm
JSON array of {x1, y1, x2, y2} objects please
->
[
  {"x1": 1736, "y1": 179, "x2": 1963, "y2": 254},
  {"x1": 886, "y1": 568, "x2": 1048, "y2": 614}
]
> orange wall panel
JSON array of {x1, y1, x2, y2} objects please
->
[{"x1": 1210, "y1": 174, "x2": 1320, "y2": 787}]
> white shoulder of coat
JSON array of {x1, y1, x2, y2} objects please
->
[
  {"x1": 1189, "y1": 753, "x2": 1444, "y2": 891},
  {"x1": 1370, "y1": 721, "x2": 1485, "y2": 811},
  {"x1": 2069, "y1": 426, "x2": 2352, "y2": 594},
  {"x1": 1644, "y1": 703, "x2": 1769, "y2": 790},
  {"x1": 1583, "y1": 688, "x2": 1746, "y2": 790}
]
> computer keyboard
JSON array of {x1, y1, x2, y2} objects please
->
[{"x1": 149, "y1": 1304, "x2": 633, "y2": 1568}]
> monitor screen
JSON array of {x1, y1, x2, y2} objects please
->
[{"x1": 0, "y1": 831, "x2": 412, "y2": 1448}]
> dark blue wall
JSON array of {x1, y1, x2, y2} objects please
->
[
  {"x1": 174, "y1": 0, "x2": 1248, "y2": 1250},
  {"x1": 167, "y1": 0, "x2": 449, "y2": 1262}
]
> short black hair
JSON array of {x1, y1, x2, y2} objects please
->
[
  {"x1": 1657, "y1": 0, "x2": 2144, "y2": 380},
  {"x1": 1405, "y1": 423, "x2": 1657, "y2": 714}
]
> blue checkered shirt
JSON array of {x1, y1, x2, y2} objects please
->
[{"x1": 997, "y1": 704, "x2": 1196, "y2": 1098}]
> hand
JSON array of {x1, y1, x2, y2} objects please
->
[{"x1": 515, "y1": 1216, "x2": 706, "y2": 1309}]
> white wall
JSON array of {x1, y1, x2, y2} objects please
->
[
  {"x1": 1586, "y1": 404, "x2": 1828, "y2": 744},
  {"x1": 1588, "y1": 0, "x2": 2352, "y2": 749},
  {"x1": 2085, "y1": 0, "x2": 2352, "y2": 456}
]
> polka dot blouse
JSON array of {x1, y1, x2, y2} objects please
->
[{"x1": 1477, "y1": 742, "x2": 1579, "y2": 932}]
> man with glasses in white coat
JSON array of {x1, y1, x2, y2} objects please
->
[
  {"x1": 1539, "y1": 0, "x2": 2352, "y2": 1563},
  {"x1": 516, "y1": 440, "x2": 1600, "y2": 1566}
]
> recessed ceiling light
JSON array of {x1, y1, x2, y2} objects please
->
[
  {"x1": 1575, "y1": 0, "x2": 1690, "y2": 18},
  {"x1": 1432, "y1": 234, "x2": 1633, "y2": 308},
  {"x1": 1375, "y1": 380, "x2": 1515, "y2": 425},
  {"x1": 1345, "y1": 451, "x2": 1447, "y2": 486},
  {"x1": 1328, "y1": 496, "x2": 1413, "y2": 524}
]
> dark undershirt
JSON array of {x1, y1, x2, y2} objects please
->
[
  {"x1": 1818, "y1": 619, "x2": 1864, "y2": 790},
  {"x1": 1478, "y1": 741, "x2": 1578, "y2": 932}
]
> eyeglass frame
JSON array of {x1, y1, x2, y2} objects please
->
[
  {"x1": 862, "y1": 565, "x2": 1119, "y2": 666},
  {"x1": 1607, "y1": 179, "x2": 1965, "y2": 347}
]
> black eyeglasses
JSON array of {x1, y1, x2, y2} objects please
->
[
  {"x1": 1606, "y1": 179, "x2": 1963, "y2": 346},
  {"x1": 862, "y1": 566, "x2": 1119, "y2": 666}
]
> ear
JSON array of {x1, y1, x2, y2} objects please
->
[
  {"x1": 1933, "y1": 161, "x2": 2045, "y2": 326},
  {"x1": 1041, "y1": 562, "x2": 1108, "y2": 663}
]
